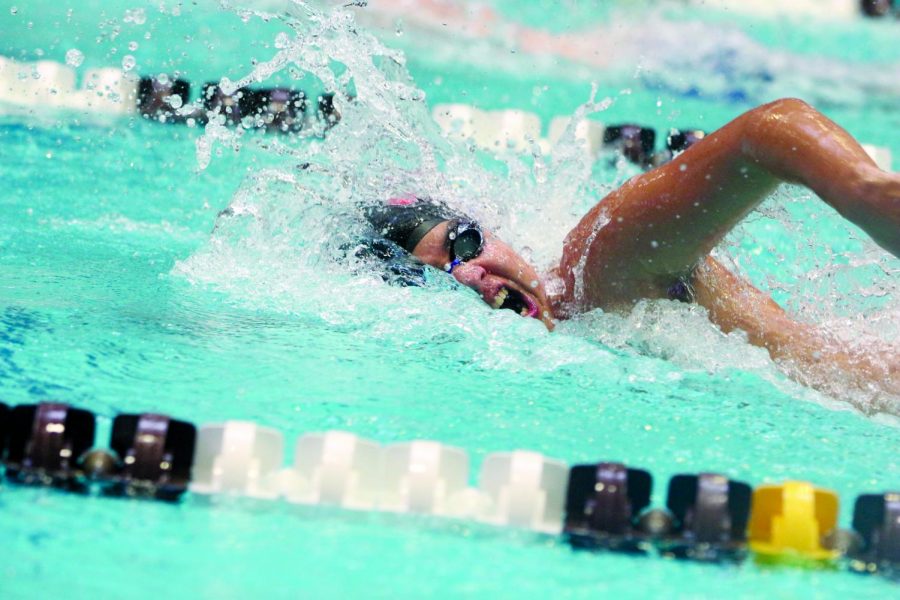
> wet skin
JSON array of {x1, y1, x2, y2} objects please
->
[
  {"x1": 412, "y1": 99, "x2": 900, "y2": 398},
  {"x1": 410, "y1": 221, "x2": 557, "y2": 330}
]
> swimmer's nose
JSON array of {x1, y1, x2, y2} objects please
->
[{"x1": 450, "y1": 263, "x2": 486, "y2": 290}]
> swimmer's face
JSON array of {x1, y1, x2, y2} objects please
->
[{"x1": 411, "y1": 221, "x2": 555, "y2": 330}]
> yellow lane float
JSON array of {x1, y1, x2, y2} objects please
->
[{"x1": 749, "y1": 480, "x2": 841, "y2": 564}]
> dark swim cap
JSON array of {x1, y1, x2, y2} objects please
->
[
  {"x1": 353, "y1": 196, "x2": 472, "y2": 287},
  {"x1": 364, "y1": 196, "x2": 469, "y2": 254}
]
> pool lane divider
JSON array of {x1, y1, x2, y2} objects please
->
[
  {"x1": 0, "y1": 56, "x2": 339, "y2": 133},
  {"x1": 0, "y1": 401, "x2": 897, "y2": 577},
  {"x1": 1, "y1": 56, "x2": 892, "y2": 173},
  {"x1": 431, "y1": 103, "x2": 894, "y2": 173}
]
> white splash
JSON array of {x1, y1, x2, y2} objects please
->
[{"x1": 176, "y1": 0, "x2": 899, "y2": 415}]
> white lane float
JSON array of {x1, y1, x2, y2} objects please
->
[
  {"x1": 379, "y1": 440, "x2": 474, "y2": 516},
  {"x1": 282, "y1": 430, "x2": 382, "y2": 509},
  {"x1": 431, "y1": 103, "x2": 607, "y2": 160},
  {"x1": 432, "y1": 103, "x2": 541, "y2": 153},
  {"x1": 0, "y1": 56, "x2": 137, "y2": 115},
  {"x1": 475, "y1": 450, "x2": 568, "y2": 534},
  {"x1": 190, "y1": 421, "x2": 284, "y2": 499}
]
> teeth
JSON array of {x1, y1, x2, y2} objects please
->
[{"x1": 491, "y1": 288, "x2": 508, "y2": 309}]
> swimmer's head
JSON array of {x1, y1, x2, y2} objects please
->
[
  {"x1": 362, "y1": 196, "x2": 555, "y2": 329},
  {"x1": 364, "y1": 196, "x2": 463, "y2": 254}
]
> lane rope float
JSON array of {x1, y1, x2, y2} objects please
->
[
  {"x1": 1, "y1": 56, "x2": 891, "y2": 171},
  {"x1": 1, "y1": 400, "x2": 897, "y2": 578}
]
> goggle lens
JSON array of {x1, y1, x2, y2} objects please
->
[
  {"x1": 453, "y1": 228, "x2": 482, "y2": 261},
  {"x1": 446, "y1": 221, "x2": 484, "y2": 273}
]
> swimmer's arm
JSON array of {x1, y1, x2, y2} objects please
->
[
  {"x1": 691, "y1": 256, "x2": 800, "y2": 355},
  {"x1": 693, "y1": 256, "x2": 899, "y2": 396},
  {"x1": 559, "y1": 100, "x2": 898, "y2": 311}
]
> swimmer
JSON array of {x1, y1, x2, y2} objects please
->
[{"x1": 365, "y1": 99, "x2": 900, "y2": 399}]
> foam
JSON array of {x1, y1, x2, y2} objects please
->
[{"x1": 170, "y1": 1, "x2": 899, "y2": 417}]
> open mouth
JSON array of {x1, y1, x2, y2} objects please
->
[{"x1": 490, "y1": 287, "x2": 538, "y2": 317}]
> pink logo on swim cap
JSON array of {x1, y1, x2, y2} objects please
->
[{"x1": 387, "y1": 194, "x2": 418, "y2": 206}]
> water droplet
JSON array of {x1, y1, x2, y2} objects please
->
[
  {"x1": 65, "y1": 49, "x2": 84, "y2": 67},
  {"x1": 679, "y1": 164, "x2": 687, "y2": 172},
  {"x1": 10, "y1": 7, "x2": 18, "y2": 15},
  {"x1": 219, "y1": 77, "x2": 235, "y2": 95},
  {"x1": 650, "y1": 240, "x2": 659, "y2": 249},
  {"x1": 274, "y1": 32, "x2": 290, "y2": 49},
  {"x1": 167, "y1": 95, "x2": 183, "y2": 109},
  {"x1": 123, "y1": 8, "x2": 146, "y2": 25},
  {"x1": 128, "y1": 41, "x2": 138, "y2": 51},
  {"x1": 121, "y1": 55, "x2": 136, "y2": 71}
]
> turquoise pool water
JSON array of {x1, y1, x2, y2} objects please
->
[{"x1": 1, "y1": 1, "x2": 899, "y2": 597}]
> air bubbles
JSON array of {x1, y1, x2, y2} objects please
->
[
  {"x1": 121, "y1": 55, "x2": 136, "y2": 71},
  {"x1": 65, "y1": 49, "x2": 84, "y2": 67},
  {"x1": 128, "y1": 41, "x2": 139, "y2": 51},
  {"x1": 123, "y1": 8, "x2": 146, "y2": 25},
  {"x1": 10, "y1": 6, "x2": 18, "y2": 15},
  {"x1": 274, "y1": 32, "x2": 291, "y2": 49},
  {"x1": 167, "y1": 95, "x2": 183, "y2": 109},
  {"x1": 218, "y1": 77, "x2": 236, "y2": 95}
]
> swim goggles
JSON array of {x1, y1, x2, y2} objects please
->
[{"x1": 445, "y1": 220, "x2": 484, "y2": 273}]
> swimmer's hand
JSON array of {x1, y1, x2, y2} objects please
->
[{"x1": 693, "y1": 256, "x2": 900, "y2": 412}]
